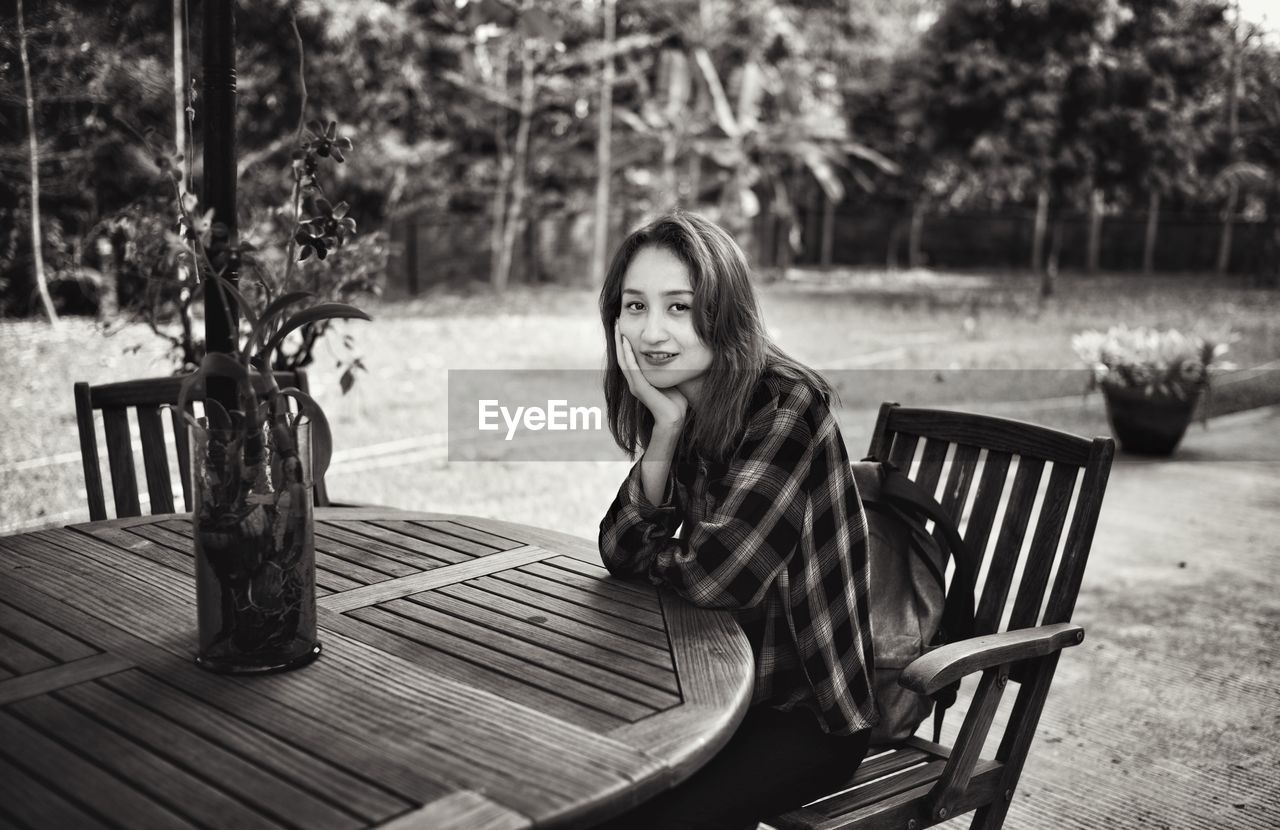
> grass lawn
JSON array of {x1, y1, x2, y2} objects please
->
[{"x1": 3, "y1": 268, "x2": 1279, "y2": 538}]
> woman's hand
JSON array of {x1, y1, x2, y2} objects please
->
[{"x1": 615, "y1": 320, "x2": 689, "y2": 429}]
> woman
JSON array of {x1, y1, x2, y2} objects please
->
[{"x1": 596, "y1": 211, "x2": 877, "y2": 829}]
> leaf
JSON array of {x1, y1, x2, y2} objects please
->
[
  {"x1": 1214, "y1": 162, "x2": 1271, "y2": 192},
  {"x1": 797, "y1": 142, "x2": 845, "y2": 202},
  {"x1": 261, "y1": 303, "x2": 373, "y2": 363},
  {"x1": 276, "y1": 388, "x2": 334, "y2": 485},
  {"x1": 842, "y1": 141, "x2": 901, "y2": 175},
  {"x1": 613, "y1": 107, "x2": 655, "y2": 136},
  {"x1": 208, "y1": 272, "x2": 259, "y2": 335},
  {"x1": 661, "y1": 48, "x2": 691, "y2": 123},
  {"x1": 692, "y1": 47, "x2": 739, "y2": 139},
  {"x1": 248, "y1": 291, "x2": 316, "y2": 355},
  {"x1": 736, "y1": 61, "x2": 765, "y2": 133},
  {"x1": 339, "y1": 358, "x2": 367, "y2": 396}
]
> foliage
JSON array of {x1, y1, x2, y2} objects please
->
[
  {"x1": 3, "y1": 0, "x2": 1280, "y2": 311},
  {"x1": 1072, "y1": 325, "x2": 1235, "y2": 399}
]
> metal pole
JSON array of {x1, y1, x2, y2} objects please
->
[{"x1": 202, "y1": 0, "x2": 238, "y2": 407}]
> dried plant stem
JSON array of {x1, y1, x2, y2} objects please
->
[{"x1": 282, "y1": 4, "x2": 309, "y2": 294}]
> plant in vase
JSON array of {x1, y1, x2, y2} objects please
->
[
  {"x1": 1072, "y1": 325, "x2": 1235, "y2": 455},
  {"x1": 147, "y1": 120, "x2": 371, "y2": 673}
]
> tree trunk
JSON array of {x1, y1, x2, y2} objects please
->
[
  {"x1": 1218, "y1": 0, "x2": 1241, "y2": 277},
  {"x1": 1142, "y1": 190, "x2": 1160, "y2": 275},
  {"x1": 1086, "y1": 187, "x2": 1103, "y2": 274},
  {"x1": 1044, "y1": 217, "x2": 1063, "y2": 297},
  {"x1": 173, "y1": 0, "x2": 188, "y2": 184},
  {"x1": 590, "y1": 0, "x2": 615, "y2": 286},
  {"x1": 489, "y1": 49, "x2": 510, "y2": 289},
  {"x1": 820, "y1": 192, "x2": 834, "y2": 267},
  {"x1": 404, "y1": 217, "x2": 420, "y2": 295},
  {"x1": 687, "y1": 153, "x2": 702, "y2": 206},
  {"x1": 886, "y1": 217, "x2": 904, "y2": 270},
  {"x1": 661, "y1": 137, "x2": 679, "y2": 209},
  {"x1": 1216, "y1": 183, "x2": 1238, "y2": 275},
  {"x1": 17, "y1": 0, "x2": 59, "y2": 325},
  {"x1": 1031, "y1": 185, "x2": 1049, "y2": 274},
  {"x1": 495, "y1": 38, "x2": 535, "y2": 293},
  {"x1": 907, "y1": 200, "x2": 925, "y2": 269}
]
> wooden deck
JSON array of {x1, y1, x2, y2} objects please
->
[{"x1": 885, "y1": 406, "x2": 1280, "y2": 829}]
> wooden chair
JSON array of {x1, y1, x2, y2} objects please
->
[
  {"x1": 74, "y1": 371, "x2": 332, "y2": 520},
  {"x1": 767, "y1": 403, "x2": 1115, "y2": 830}
]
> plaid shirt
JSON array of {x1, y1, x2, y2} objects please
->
[{"x1": 599, "y1": 372, "x2": 877, "y2": 736}]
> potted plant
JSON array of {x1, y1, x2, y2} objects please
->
[
  {"x1": 1072, "y1": 326, "x2": 1234, "y2": 455},
  {"x1": 147, "y1": 119, "x2": 371, "y2": 673}
]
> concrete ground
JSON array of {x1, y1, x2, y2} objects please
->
[{"x1": 926, "y1": 405, "x2": 1280, "y2": 829}]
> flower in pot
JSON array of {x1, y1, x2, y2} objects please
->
[
  {"x1": 1072, "y1": 326, "x2": 1235, "y2": 455},
  {"x1": 148, "y1": 121, "x2": 371, "y2": 673}
]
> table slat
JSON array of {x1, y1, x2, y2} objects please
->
[
  {"x1": 0, "y1": 708, "x2": 203, "y2": 830},
  {"x1": 11, "y1": 693, "x2": 284, "y2": 830},
  {"x1": 0, "y1": 598, "x2": 98, "y2": 662},
  {"x1": 465, "y1": 573, "x2": 671, "y2": 650}
]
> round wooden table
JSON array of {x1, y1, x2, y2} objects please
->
[{"x1": 0, "y1": 508, "x2": 754, "y2": 829}]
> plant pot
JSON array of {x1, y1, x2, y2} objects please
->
[
  {"x1": 1101, "y1": 385, "x2": 1201, "y2": 456},
  {"x1": 191, "y1": 417, "x2": 320, "y2": 673}
]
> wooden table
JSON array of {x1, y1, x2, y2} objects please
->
[{"x1": 0, "y1": 508, "x2": 754, "y2": 829}]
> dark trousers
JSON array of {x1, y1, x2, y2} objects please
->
[{"x1": 593, "y1": 706, "x2": 872, "y2": 830}]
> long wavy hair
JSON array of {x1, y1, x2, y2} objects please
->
[{"x1": 599, "y1": 210, "x2": 836, "y2": 462}]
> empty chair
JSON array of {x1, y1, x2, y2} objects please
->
[{"x1": 74, "y1": 371, "x2": 331, "y2": 520}]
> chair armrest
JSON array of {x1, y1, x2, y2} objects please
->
[{"x1": 901, "y1": 622, "x2": 1085, "y2": 695}]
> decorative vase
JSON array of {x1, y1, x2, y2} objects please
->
[
  {"x1": 1101, "y1": 385, "x2": 1201, "y2": 456},
  {"x1": 191, "y1": 416, "x2": 321, "y2": 673}
]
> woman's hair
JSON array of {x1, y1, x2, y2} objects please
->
[{"x1": 599, "y1": 210, "x2": 836, "y2": 462}]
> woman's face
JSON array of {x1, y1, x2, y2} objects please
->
[{"x1": 618, "y1": 246, "x2": 713, "y2": 397}]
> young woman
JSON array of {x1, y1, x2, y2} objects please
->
[{"x1": 595, "y1": 211, "x2": 877, "y2": 829}]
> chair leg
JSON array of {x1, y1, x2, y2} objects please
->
[
  {"x1": 968, "y1": 799, "x2": 1010, "y2": 830},
  {"x1": 968, "y1": 653, "x2": 1062, "y2": 830}
]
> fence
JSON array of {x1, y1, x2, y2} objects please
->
[
  {"x1": 385, "y1": 203, "x2": 1277, "y2": 293},
  {"x1": 791, "y1": 205, "x2": 1277, "y2": 275},
  {"x1": 385, "y1": 204, "x2": 639, "y2": 295}
]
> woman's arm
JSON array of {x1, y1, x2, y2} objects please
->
[
  {"x1": 602, "y1": 384, "x2": 819, "y2": 612},
  {"x1": 639, "y1": 422, "x2": 681, "y2": 506},
  {"x1": 598, "y1": 433, "x2": 683, "y2": 579}
]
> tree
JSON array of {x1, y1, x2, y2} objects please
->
[
  {"x1": 591, "y1": 0, "x2": 616, "y2": 286},
  {"x1": 611, "y1": 0, "x2": 898, "y2": 270},
  {"x1": 16, "y1": 0, "x2": 59, "y2": 323}
]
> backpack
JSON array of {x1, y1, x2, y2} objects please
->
[{"x1": 851, "y1": 458, "x2": 978, "y2": 747}]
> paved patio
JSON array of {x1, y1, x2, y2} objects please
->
[{"x1": 912, "y1": 405, "x2": 1280, "y2": 829}]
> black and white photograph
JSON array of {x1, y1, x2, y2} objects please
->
[{"x1": 1, "y1": 0, "x2": 1277, "y2": 827}]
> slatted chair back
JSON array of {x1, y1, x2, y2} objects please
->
[
  {"x1": 770, "y1": 402, "x2": 1115, "y2": 830},
  {"x1": 74, "y1": 371, "x2": 330, "y2": 521},
  {"x1": 868, "y1": 404, "x2": 1113, "y2": 642}
]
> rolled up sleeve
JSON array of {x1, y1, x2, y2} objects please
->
[{"x1": 599, "y1": 390, "x2": 817, "y2": 611}]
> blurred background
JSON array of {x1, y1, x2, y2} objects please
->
[
  {"x1": 2, "y1": 0, "x2": 1279, "y2": 537},
  {"x1": 4, "y1": 6, "x2": 1278, "y2": 825}
]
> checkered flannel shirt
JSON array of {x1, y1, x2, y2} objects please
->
[{"x1": 598, "y1": 371, "x2": 877, "y2": 736}]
